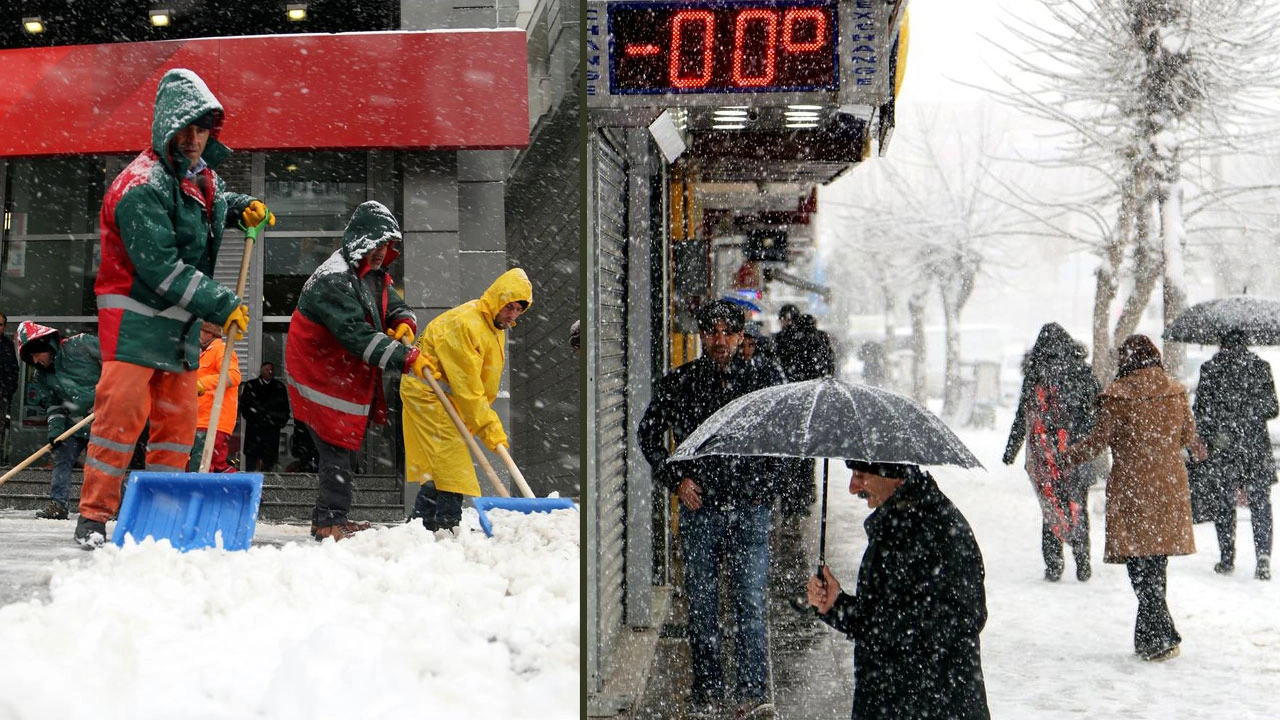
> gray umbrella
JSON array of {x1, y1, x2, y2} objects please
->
[
  {"x1": 671, "y1": 377, "x2": 983, "y2": 468},
  {"x1": 1163, "y1": 295, "x2": 1280, "y2": 345},
  {"x1": 672, "y1": 377, "x2": 981, "y2": 594}
]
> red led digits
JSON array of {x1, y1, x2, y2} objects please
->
[
  {"x1": 731, "y1": 9, "x2": 778, "y2": 87},
  {"x1": 782, "y1": 8, "x2": 826, "y2": 52},
  {"x1": 611, "y1": 2, "x2": 836, "y2": 93},
  {"x1": 669, "y1": 10, "x2": 715, "y2": 88}
]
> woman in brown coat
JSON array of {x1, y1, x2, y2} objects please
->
[{"x1": 1061, "y1": 335, "x2": 1207, "y2": 661}]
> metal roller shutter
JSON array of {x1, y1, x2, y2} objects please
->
[{"x1": 589, "y1": 128, "x2": 629, "y2": 689}]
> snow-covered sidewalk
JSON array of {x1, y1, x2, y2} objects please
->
[{"x1": 0, "y1": 508, "x2": 579, "y2": 719}]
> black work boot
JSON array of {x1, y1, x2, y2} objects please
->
[
  {"x1": 74, "y1": 517, "x2": 107, "y2": 550},
  {"x1": 35, "y1": 501, "x2": 69, "y2": 520}
]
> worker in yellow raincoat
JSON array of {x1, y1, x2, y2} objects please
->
[{"x1": 401, "y1": 268, "x2": 533, "y2": 532}]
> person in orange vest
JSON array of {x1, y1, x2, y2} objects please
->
[{"x1": 189, "y1": 322, "x2": 240, "y2": 472}]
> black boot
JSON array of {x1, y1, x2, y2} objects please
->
[
  {"x1": 35, "y1": 501, "x2": 68, "y2": 520},
  {"x1": 74, "y1": 516, "x2": 107, "y2": 550}
]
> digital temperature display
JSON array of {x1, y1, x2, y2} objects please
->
[{"x1": 608, "y1": 0, "x2": 838, "y2": 95}]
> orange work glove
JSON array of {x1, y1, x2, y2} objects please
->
[
  {"x1": 222, "y1": 305, "x2": 249, "y2": 341},
  {"x1": 242, "y1": 200, "x2": 276, "y2": 228}
]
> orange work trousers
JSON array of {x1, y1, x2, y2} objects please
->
[{"x1": 79, "y1": 361, "x2": 198, "y2": 523}]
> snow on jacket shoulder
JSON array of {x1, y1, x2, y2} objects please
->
[
  {"x1": 285, "y1": 201, "x2": 416, "y2": 451},
  {"x1": 96, "y1": 69, "x2": 250, "y2": 372}
]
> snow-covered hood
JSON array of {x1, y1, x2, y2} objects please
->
[
  {"x1": 340, "y1": 201, "x2": 402, "y2": 269},
  {"x1": 16, "y1": 321, "x2": 61, "y2": 366},
  {"x1": 151, "y1": 68, "x2": 230, "y2": 176}
]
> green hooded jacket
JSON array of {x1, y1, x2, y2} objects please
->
[
  {"x1": 17, "y1": 323, "x2": 101, "y2": 441},
  {"x1": 96, "y1": 68, "x2": 252, "y2": 371}
]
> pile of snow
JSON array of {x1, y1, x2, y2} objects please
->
[{"x1": 0, "y1": 509, "x2": 579, "y2": 719}]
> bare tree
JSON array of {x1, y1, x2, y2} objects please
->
[{"x1": 988, "y1": 0, "x2": 1280, "y2": 378}]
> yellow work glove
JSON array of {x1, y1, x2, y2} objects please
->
[
  {"x1": 386, "y1": 324, "x2": 415, "y2": 344},
  {"x1": 408, "y1": 353, "x2": 433, "y2": 381},
  {"x1": 479, "y1": 424, "x2": 509, "y2": 454},
  {"x1": 222, "y1": 305, "x2": 250, "y2": 341},
  {"x1": 242, "y1": 200, "x2": 276, "y2": 228},
  {"x1": 196, "y1": 379, "x2": 206, "y2": 396}
]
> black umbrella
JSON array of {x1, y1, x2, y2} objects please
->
[
  {"x1": 671, "y1": 378, "x2": 982, "y2": 591},
  {"x1": 1163, "y1": 295, "x2": 1280, "y2": 345}
]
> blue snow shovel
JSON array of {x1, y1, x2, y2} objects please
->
[
  {"x1": 112, "y1": 212, "x2": 272, "y2": 551},
  {"x1": 401, "y1": 337, "x2": 578, "y2": 535}
]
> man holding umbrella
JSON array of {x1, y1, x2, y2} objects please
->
[
  {"x1": 807, "y1": 461, "x2": 989, "y2": 720},
  {"x1": 1193, "y1": 329, "x2": 1276, "y2": 581},
  {"x1": 638, "y1": 299, "x2": 785, "y2": 719}
]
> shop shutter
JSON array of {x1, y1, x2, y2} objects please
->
[{"x1": 589, "y1": 128, "x2": 629, "y2": 688}]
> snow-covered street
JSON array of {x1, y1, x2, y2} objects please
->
[
  {"x1": 0, "y1": 508, "x2": 579, "y2": 719},
  {"x1": 857, "y1": 412, "x2": 1279, "y2": 719}
]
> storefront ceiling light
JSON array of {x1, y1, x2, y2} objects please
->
[
  {"x1": 22, "y1": 16, "x2": 44, "y2": 34},
  {"x1": 713, "y1": 109, "x2": 748, "y2": 118},
  {"x1": 286, "y1": 163, "x2": 299, "y2": 172},
  {"x1": 788, "y1": 104, "x2": 822, "y2": 111},
  {"x1": 149, "y1": 8, "x2": 172, "y2": 27},
  {"x1": 785, "y1": 111, "x2": 821, "y2": 119},
  {"x1": 286, "y1": 4, "x2": 308, "y2": 21},
  {"x1": 785, "y1": 122, "x2": 819, "y2": 129},
  {"x1": 712, "y1": 123, "x2": 746, "y2": 130}
]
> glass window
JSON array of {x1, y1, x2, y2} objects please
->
[
  {"x1": 265, "y1": 152, "x2": 368, "y2": 232},
  {"x1": 1, "y1": 156, "x2": 127, "y2": 316}
]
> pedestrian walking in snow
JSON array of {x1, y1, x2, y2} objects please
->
[
  {"x1": 1060, "y1": 335, "x2": 1207, "y2": 661},
  {"x1": 76, "y1": 68, "x2": 273, "y2": 548},
  {"x1": 1003, "y1": 323, "x2": 1101, "y2": 582},
  {"x1": 1192, "y1": 329, "x2": 1276, "y2": 581},
  {"x1": 638, "y1": 299, "x2": 786, "y2": 719},
  {"x1": 188, "y1": 322, "x2": 240, "y2": 473},
  {"x1": 401, "y1": 268, "x2": 532, "y2": 532},
  {"x1": 17, "y1": 322, "x2": 100, "y2": 520},
  {"x1": 806, "y1": 461, "x2": 989, "y2": 720},
  {"x1": 240, "y1": 361, "x2": 290, "y2": 472},
  {"x1": 286, "y1": 201, "x2": 423, "y2": 542}
]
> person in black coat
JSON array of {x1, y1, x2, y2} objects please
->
[
  {"x1": 807, "y1": 461, "x2": 989, "y2": 720},
  {"x1": 1003, "y1": 323, "x2": 1101, "y2": 582},
  {"x1": 239, "y1": 361, "x2": 291, "y2": 471},
  {"x1": 773, "y1": 310, "x2": 836, "y2": 518},
  {"x1": 1193, "y1": 329, "x2": 1277, "y2": 581},
  {"x1": 0, "y1": 314, "x2": 18, "y2": 460},
  {"x1": 637, "y1": 299, "x2": 786, "y2": 717}
]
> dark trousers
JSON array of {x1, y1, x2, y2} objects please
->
[
  {"x1": 309, "y1": 427, "x2": 357, "y2": 527},
  {"x1": 1214, "y1": 481, "x2": 1273, "y2": 564},
  {"x1": 1125, "y1": 556, "x2": 1180, "y2": 655},
  {"x1": 412, "y1": 482, "x2": 465, "y2": 531},
  {"x1": 243, "y1": 424, "x2": 281, "y2": 472},
  {"x1": 1043, "y1": 488, "x2": 1090, "y2": 573}
]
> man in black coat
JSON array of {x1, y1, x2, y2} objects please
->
[
  {"x1": 1003, "y1": 323, "x2": 1100, "y2": 582},
  {"x1": 638, "y1": 299, "x2": 786, "y2": 719},
  {"x1": 239, "y1": 361, "x2": 291, "y2": 472},
  {"x1": 773, "y1": 308, "x2": 836, "y2": 518},
  {"x1": 808, "y1": 461, "x2": 989, "y2": 720},
  {"x1": 0, "y1": 313, "x2": 18, "y2": 461},
  {"x1": 1193, "y1": 329, "x2": 1277, "y2": 581}
]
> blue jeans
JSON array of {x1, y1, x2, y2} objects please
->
[
  {"x1": 680, "y1": 502, "x2": 771, "y2": 703},
  {"x1": 50, "y1": 435, "x2": 88, "y2": 509}
]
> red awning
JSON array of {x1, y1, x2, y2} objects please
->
[{"x1": 0, "y1": 30, "x2": 529, "y2": 157}]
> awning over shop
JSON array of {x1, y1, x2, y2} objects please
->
[{"x1": 0, "y1": 30, "x2": 529, "y2": 156}]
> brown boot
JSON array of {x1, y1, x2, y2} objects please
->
[{"x1": 310, "y1": 520, "x2": 372, "y2": 542}]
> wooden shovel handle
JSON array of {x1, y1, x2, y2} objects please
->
[
  {"x1": 0, "y1": 413, "x2": 95, "y2": 487},
  {"x1": 199, "y1": 230, "x2": 258, "y2": 473},
  {"x1": 495, "y1": 444, "x2": 536, "y2": 499},
  {"x1": 401, "y1": 337, "x2": 508, "y2": 498}
]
